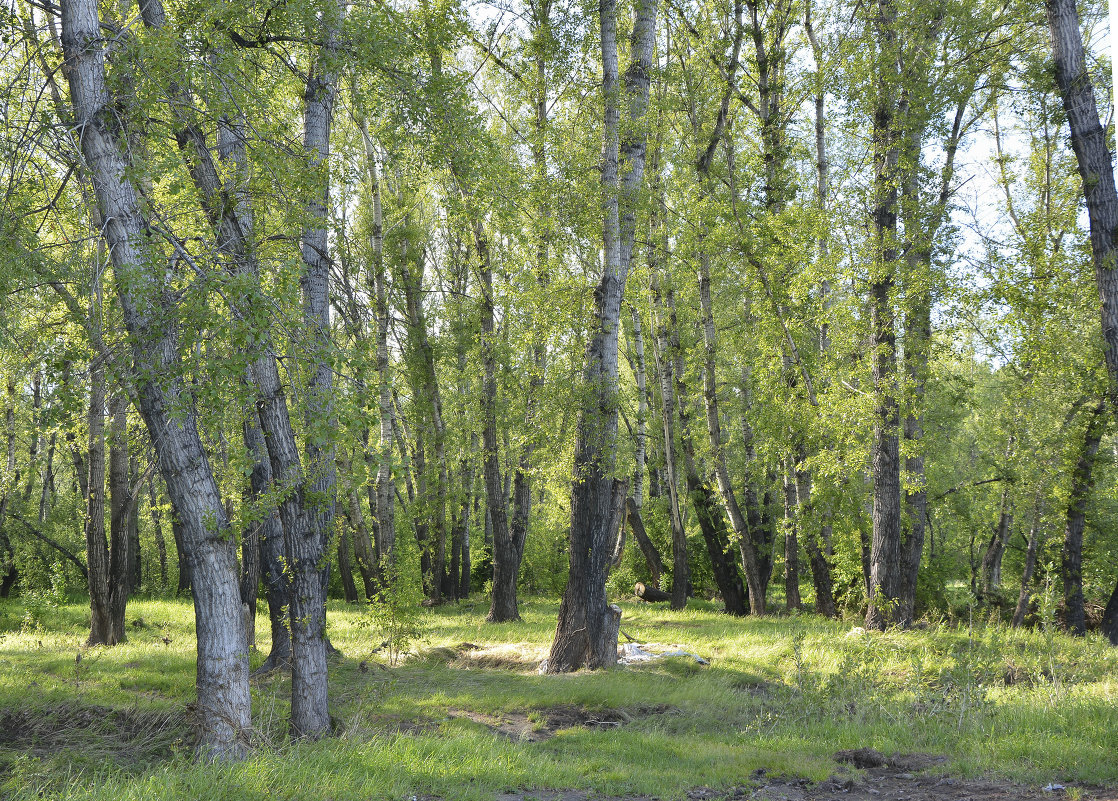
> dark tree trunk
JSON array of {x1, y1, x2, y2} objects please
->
[
  {"x1": 256, "y1": 494, "x2": 292, "y2": 673},
  {"x1": 981, "y1": 487, "x2": 1013, "y2": 601},
  {"x1": 107, "y1": 392, "x2": 133, "y2": 644},
  {"x1": 0, "y1": 381, "x2": 18, "y2": 599},
  {"x1": 1012, "y1": 496, "x2": 1043, "y2": 628},
  {"x1": 86, "y1": 351, "x2": 111, "y2": 646},
  {"x1": 1102, "y1": 575, "x2": 1118, "y2": 644},
  {"x1": 783, "y1": 464, "x2": 801, "y2": 611},
  {"x1": 1063, "y1": 401, "x2": 1106, "y2": 636}
]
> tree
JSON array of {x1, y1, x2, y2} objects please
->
[{"x1": 547, "y1": 0, "x2": 656, "y2": 672}]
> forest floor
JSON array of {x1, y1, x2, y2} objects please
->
[{"x1": 0, "y1": 596, "x2": 1116, "y2": 800}]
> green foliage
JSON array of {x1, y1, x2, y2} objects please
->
[{"x1": 362, "y1": 560, "x2": 425, "y2": 667}]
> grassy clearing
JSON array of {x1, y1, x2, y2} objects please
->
[{"x1": 1, "y1": 596, "x2": 1116, "y2": 799}]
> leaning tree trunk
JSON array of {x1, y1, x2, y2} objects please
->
[
  {"x1": 547, "y1": 0, "x2": 655, "y2": 673},
  {"x1": 1063, "y1": 401, "x2": 1106, "y2": 636},
  {"x1": 60, "y1": 0, "x2": 250, "y2": 755},
  {"x1": 1047, "y1": 0, "x2": 1118, "y2": 422},
  {"x1": 626, "y1": 497, "x2": 665, "y2": 587}
]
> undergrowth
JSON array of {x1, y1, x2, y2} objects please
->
[{"x1": 0, "y1": 595, "x2": 1115, "y2": 800}]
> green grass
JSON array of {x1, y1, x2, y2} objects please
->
[{"x1": 1, "y1": 595, "x2": 1116, "y2": 799}]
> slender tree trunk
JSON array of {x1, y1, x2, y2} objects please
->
[
  {"x1": 39, "y1": 431, "x2": 56, "y2": 525},
  {"x1": 981, "y1": 486, "x2": 1013, "y2": 600},
  {"x1": 547, "y1": 0, "x2": 655, "y2": 672},
  {"x1": 338, "y1": 527, "x2": 359, "y2": 603},
  {"x1": 783, "y1": 463, "x2": 801, "y2": 611},
  {"x1": 356, "y1": 121, "x2": 395, "y2": 582},
  {"x1": 85, "y1": 292, "x2": 112, "y2": 647},
  {"x1": 108, "y1": 391, "x2": 132, "y2": 643},
  {"x1": 479, "y1": 223, "x2": 521, "y2": 622},
  {"x1": 650, "y1": 276, "x2": 688, "y2": 610},
  {"x1": 0, "y1": 380, "x2": 18, "y2": 597},
  {"x1": 1063, "y1": 401, "x2": 1106, "y2": 635},
  {"x1": 1013, "y1": 494, "x2": 1043, "y2": 628},
  {"x1": 148, "y1": 476, "x2": 167, "y2": 590}
]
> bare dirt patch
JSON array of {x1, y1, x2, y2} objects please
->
[{"x1": 449, "y1": 703, "x2": 676, "y2": 742}]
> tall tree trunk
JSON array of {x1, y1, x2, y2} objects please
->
[
  {"x1": 547, "y1": 0, "x2": 655, "y2": 672},
  {"x1": 60, "y1": 0, "x2": 250, "y2": 754},
  {"x1": 356, "y1": 119, "x2": 395, "y2": 584},
  {"x1": 1063, "y1": 401, "x2": 1106, "y2": 635},
  {"x1": 85, "y1": 278, "x2": 112, "y2": 647},
  {"x1": 479, "y1": 223, "x2": 522, "y2": 622},
  {"x1": 864, "y1": 0, "x2": 903, "y2": 630},
  {"x1": 289, "y1": 0, "x2": 344, "y2": 736}
]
